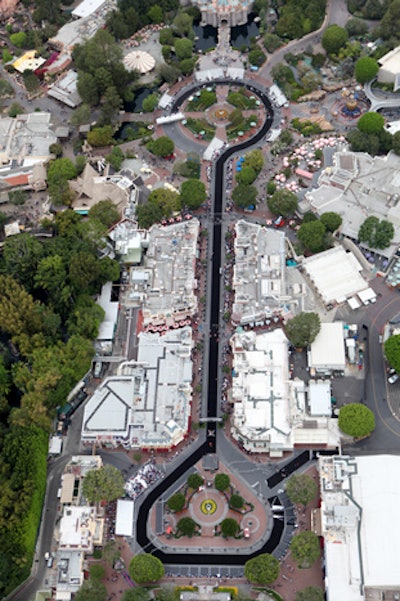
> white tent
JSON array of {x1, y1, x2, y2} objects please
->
[
  {"x1": 123, "y1": 51, "x2": 155, "y2": 74},
  {"x1": 115, "y1": 499, "x2": 134, "y2": 537}
]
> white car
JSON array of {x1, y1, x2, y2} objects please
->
[{"x1": 388, "y1": 373, "x2": 399, "y2": 384}]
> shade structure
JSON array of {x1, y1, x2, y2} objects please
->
[{"x1": 123, "y1": 50, "x2": 156, "y2": 74}]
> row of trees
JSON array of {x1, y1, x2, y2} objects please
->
[
  {"x1": 232, "y1": 149, "x2": 264, "y2": 209},
  {"x1": 136, "y1": 179, "x2": 206, "y2": 228},
  {"x1": 0, "y1": 206, "x2": 123, "y2": 595}
]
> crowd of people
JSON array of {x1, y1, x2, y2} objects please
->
[
  {"x1": 124, "y1": 460, "x2": 164, "y2": 500},
  {"x1": 124, "y1": 23, "x2": 164, "y2": 48}
]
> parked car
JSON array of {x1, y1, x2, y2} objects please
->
[{"x1": 388, "y1": 373, "x2": 399, "y2": 384}]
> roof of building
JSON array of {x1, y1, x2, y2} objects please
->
[
  {"x1": 231, "y1": 329, "x2": 291, "y2": 449},
  {"x1": 115, "y1": 499, "x2": 134, "y2": 536},
  {"x1": 305, "y1": 150, "x2": 400, "y2": 258},
  {"x1": 129, "y1": 219, "x2": 199, "y2": 326},
  {"x1": 72, "y1": 0, "x2": 107, "y2": 18},
  {"x1": 232, "y1": 220, "x2": 286, "y2": 325},
  {"x1": 82, "y1": 327, "x2": 193, "y2": 448},
  {"x1": 302, "y1": 246, "x2": 368, "y2": 305},
  {"x1": 308, "y1": 380, "x2": 331, "y2": 416},
  {"x1": 96, "y1": 281, "x2": 119, "y2": 341},
  {"x1": 12, "y1": 50, "x2": 46, "y2": 73},
  {"x1": 319, "y1": 455, "x2": 400, "y2": 601},
  {"x1": 59, "y1": 506, "x2": 103, "y2": 551},
  {"x1": 56, "y1": 549, "x2": 83, "y2": 597},
  {"x1": 378, "y1": 45, "x2": 400, "y2": 75},
  {"x1": 0, "y1": 112, "x2": 57, "y2": 165},
  {"x1": 309, "y1": 322, "x2": 346, "y2": 370},
  {"x1": 48, "y1": 70, "x2": 82, "y2": 108},
  {"x1": 71, "y1": 164, "x2": 131, "y2": 212}
]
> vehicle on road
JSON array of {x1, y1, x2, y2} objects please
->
[{"x1": 388, "y1": 373, "x2": 399, "y2": 384}]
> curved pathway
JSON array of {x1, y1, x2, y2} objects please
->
[
  {"x1": 364, "y1": 80, "x2": 400, "y2": 112},
  {"x1": 135, "y1": 80, "x2": 280, "y2": 566}
]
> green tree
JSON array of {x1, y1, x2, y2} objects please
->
[
  {"x1": 286, "y1": 474, "x2": 318, "y2": 507},
  {"x1": 10, "y1": 32, "x2": 27, "y2": 48},
  {"x1": 180, "y1": 179, "x2": 206, "y2": 209},
  {"x1": 263, "y1": 33, "x2": 282, "y2": 53},
  {"x1": 187, "y1": 473, "x2": 204, "y2": 489},
  {"x1": 385, "y1": 334, "x2": 400, "y2": 373},
  {"x1": 320, "y1": 212, "x2": 342, "y2": 232},
  {"x1": 358, "y1": 216, "x2": 394, "y2": 249},
  {"x1": 174, "y1": 38, "x2": 193, "y2": 60},
  {"x1": 22, "y1": 71, "x2": 40, "y2": 94},
  {"x1": 49, "y1": 142, "x2": 63, "y2": 157},
  {"x1": 159, "y1": 28, "x2": 174, "y2": 45},
  {"x1": 129, "y1": 554, "x2": 164, "y2": 584},
  {"x1": 123, "y1": 588, "x2": 151, "y2": 601},
  {"x1": 357, "y1": 112, "x2": 384, "y2": 135},
  {"x1": 66, "y1": 294, "x2": 105, "y2": 339},
  {"x1": 230, "y1": 493, "x2": 244, "y2": 509},
  {"x1": 82, "y1": 464, "x2": 124, "y2": 505},
  {"x1": 147, "y1": 4, "x2": 163, "y2": 23},
  {"x1": 297, "y1": 220, "x2": 327, "y2": 253},
  {"x1": 248, "y1": 47, "x2": 266, "y2": 67},
  {"x1": 142, "y1": 93, "x2": 159, "y2": 112},
  {"x1": 105, "y1": 146, "x2": 125, "y2": 170},
  {"x1": 3, "y1": 234, "x2": 43, "y2": 291},
  {"x1": 322, "y1": 25, "x2": 348, "y2": 55},
  {"x1": 232, "y1": 183, "x2": 257, "y2": 209},
  {"x1": 173, "y1": 12, "x2": 193, "y2": 37},
  {"x1": 220, "y1": 518, "x2": 239, "y2": 538},
  {"x1": 244, "y1": 553, "x2": 280, "y2": 585},
  {"x1": 158, "y1": 64, "x2": 180, "y2": 84},
  {"x1": 355, "y1": 56, "x2": 379, "y2": 83},
  {"x1": 285, "y1": 312, "x2": 321, "y2": 349},
  {"x1": 236, "y1": 166, "x2": 257, "y2": 185},
  {"x1": 89, "y1": 564, "x2": 105, "y2": 580},
  {"x1": 166, "y1": 492, "x2": 186, "y2": 512},
  {"x1": 290, "y1": 531, "x2": 320, "y2": 568},
  {"x1": 71, "y1": 103, "x2": 91, "y2": 126},
  {"x1": 8, "y1": 103, "x2": 24, "y2": 117},
  {"x1": 154, "y1": 587, "x2": 176, "y2": 601},
  {"x1": 136, "y1": 202, "x2": 164, "y2": 229},
  {"x1": 214, "y1": 473, "x2": 230, "y2": 491},
  {"x1": 243, "y1": 149, "x2": 264, "y2": 174},
  {"x1": 179, "y1": 58, "x2": 196, "y2": 75},
  {"x1": 338, "y1": 403, "x2": 375, "y2": 438},
  {"x1": 295, "y1": 587, "x2": 324, "y2": 601},
  {"x1": 345, "y1": 17, "x2": 368, "y2": 37},
  {"x1": 268, "y1": 189, "x2": 298, "y2": 217},
  {"x1": 148, "y1": 136, "x2": 174, "y2": 158},
  {"x1": 34, "y1": 255, "x2": 67, "y2": 301},
  {"x1": 148, "y1": 187, "x2": 181, "y2": 216},
  {"x1": 87, "y1": 125, "x2": 113, "y2": 147},
  {"x1": 47, "y1": 158, "x2": 77, "y2": 205},
  {"x1": 88, "y1": 200, "x2": 120, "y2": 227},
  {"x1": 176, "y1": 517, "x2": 198, "y2": 537},
  {"x1": 75, "y1": 579, "x2": 107, "y2": 601}
]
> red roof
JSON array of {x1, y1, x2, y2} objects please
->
[{"x1": 4, "y1": 173, "x2": 29, "y2": 186}]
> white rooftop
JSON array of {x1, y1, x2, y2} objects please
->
[
  {"x1": 96, "y1": 281, "x2": 119, "y2": 341},
  {"x1": 308, "y1": 380, "x2": 331, "y2": 416},
  {"x1": 129, "y1": 219, "x2": 199, "y2": 326},
  {"x1": 72, "y1": 0, "x2": 107, "y2": 18},
  {"x1": 319, "y1": 455, "x2": 400, "y2": 601},
  {"x1": 309, "y1": 322, "x2": 346, "y2": 371},
  {"x1": 59, "y1": 506, "x2": 102, "y2": 551},
  {"x1": 302, "y1": 246, "x2": 368, "y2": 305},
  {"x1": 115, "y1": 499, "x2": 134, "y2": 537},
  {"x1": 82, "y1": 327, "x2": 193, "y2": 449},
  {"x1": 232, "y1": 220, "x2": 286, "y2": 325}
]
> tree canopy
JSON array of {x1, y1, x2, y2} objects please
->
[
  {"x1": 187, "y1": 473, "x2": 204, "y2": 489},
  {"x1": 385, "y1": 334, "x2": 400, "y2": 373},
  {"x1": 355, "y1": 57, "x2": 379, "y2": 83},
  {"x1": 320, "y1": 212, "x2": 342, "y2": 233},
  {"x1": 214, "y1": 473, "x2": 230, "y2": 491},
  {"x1": 285, "y1": 312, "x2": 321, "y2": 349},
  {"x1": 244, "y1": 553, "x2": 280, "y2": 584},
  {"x1": 180, "y1": 179, "x2": 206, "y2": 209},
  {"x1": 129, "y1": 554, "x2": 165, "y2": 584},
  {"x1": 166, "y1": 492, "x2": 186, "y2": 512},
  {"x1": 148, "y1": 136, "x2": 175, "y2": 158},
  {"x1": 357, "y1": 112, "x2": 385, "y2": 135},
  {"x1": 267, "y1": 189, "x2": 298, "y2": 217},
  {"x1": 290, "y1": 531, "x2": 321, "y2": 568},
  {"x1": 220, "y1": 518, "x2": 240, "y2": 538},
  {"x1": 322, "y1": 25, "x2": 348, "y2": 55},
  {"x1": 295, "y1": 587, "x2": 324, "y2": 601},
  {"x1": 232, "y1": 183, "x2": 258, "y2": 209},
  {"x1": 338, "y1": 403, "x2": 375, "y2": 438},
  {"x1": 286, "y1": 473, "x2": 318, "y2": 506},
  {"x1": 82, "y1": 464, "x2": 124, "y2": 505},
  {"x1": 230, "y1": 493, "x2": 244, "y2": 509},
  {"x1": 88, "y1": 200, "x2": 120, "y2": 228},
  {"x1": 297, "y1": 220, "x2": 327, "y2": 253},
  {"x1": 75, "y1": 579, "x2": 107, "y2": 601},
  {"x1": 176, "y1": 517, "x2": 198, "y2": 537},
  {"x1": 358, "y1": 216, "x2": 394, "y2": 249}
]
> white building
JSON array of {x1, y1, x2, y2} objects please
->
[
  {"x1": 81, "y1": 327, "x2": 193, "y2": 450},
  {"x1": 304, "y1": 150, "x2": 400, "y2": 259},
  {"x1": 129, "y1": 219, "x2": 199, "y2": 327},
  {"x1": 317, "y1": 455, "x2": 400, "y2": 601},
  {"x1": 302, "y1": 246, "x2": 370, "y2": 306},
  {"x1": 230, "y1": 329, "x2": 340, "y2": 455},
  {"x1": 58, "y1": 505, "x2": 104, "y2": 553},
  {"x1": 378, "y1": 46, "x2": 400, "y2": 90},
  {"x1": 232, "y1": 220, "x2": 287, "y2": 325},
  {"x1": 309, "y1": 322, "x2": 346, "y2": 375},
  {"x1": 59, "y1": 455, "x2": 103, "y2": 507}
]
